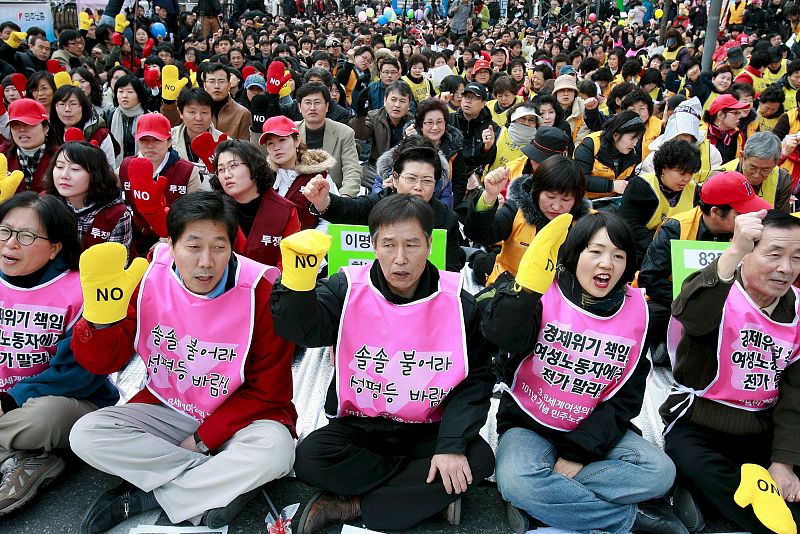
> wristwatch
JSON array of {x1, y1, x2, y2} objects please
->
[{"x1": 194, "y1": 432, "x2": 210, "y2": 454}]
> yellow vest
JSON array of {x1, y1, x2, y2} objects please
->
[
  {"x1": 642, "y1": 116, "x2": 663, "y2": 160},
  {"x1": 487, "y1": 96, "x2": 523, "y2": 126},
  {"x1": 672, "y1": 206, "x2": 703, "y2": 240},
  {"x1": 781, "y1": 108, "x2": 800, "y2": 177},
  {"x1": 583, "y1": 131, "x2": 637, "y2": 199},
  {"x1": 662, "y1": 47, "x2": 681, "y2": 62},
  {"x1": 703, "y1": 91, "x2": 721, "y2": 113},
  {"x1": 728, "y1": 0, "x2": 746, "y2": 24},
  {"x1": 737, "y1": 69, "x2": 769, "y2": 96},
  {"x1": 693, "y1": 139, "x2": 714, "y2": 184},
  {"x1": 506, "y1": 154, "x2": 529, "y2": 183},
  {"x1": 401, "y1": 75, "x2": 431, "y2": 104},
  {"x1": 487, "y1": 128, "x2": 526, "y2": 172},
  {"x1": 763, "y1": 59, "x2": 788, "y2": 85},
  {"x1": 641, "y1": 173, "x2": 697, "y2": 231},
  {"x1": 720, "y1": 158, "x2": 780, "y2": 207},
  {"x1": 785, "y1": 85, "x2": 799, "y2": 111},
  {"x1": 757, "y1": 111, "x2": 780, "y2": 134},
  {"x1": 648, "y1": 86, "x2": 660, "y2": 103},
  {"x1": 487, "y1": 210, "x2": 536, "y2": 285}
]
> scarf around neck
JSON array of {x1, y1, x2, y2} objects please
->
[{"x1": 111, "y1": 104, "x2": 143, "y2": 164}]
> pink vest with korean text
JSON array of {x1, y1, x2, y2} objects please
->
[
  {"x1": 698, "y1": 281, "x2": 800, "y2": 411},
  {"x1": 509, "y1": 283, "x2": 648, "y2": 432},
  {"x1": 334, "y1": 265, "x2": 468, "y2": 423},
  {"x1": 136, "y1": 243, "x2": 276, "y2": 422},
  {"x1": 0, "y1": 271, "x2": 83, "y2": 392}
]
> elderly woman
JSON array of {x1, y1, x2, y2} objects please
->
[
  {"x1": 0, "y1": 99, "x2": 60, "y2": 195},
  {"x1": 0, "y1": 192, "x2": 117, "y2": 516}
]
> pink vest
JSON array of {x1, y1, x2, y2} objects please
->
[
  {"x1": 698, "y1": 281, "x2": 800, "y2": 411},
  {"x1": 334, "y1": 265, "x2": 468, "y2": 423},
  {"x1": 509, "y1": 283, "x2": 647, "y2": 432},
  {"x1": 135, "y1": 244, "x2": 277, "y2": 422},
  {"x1": 0, "y1": 271, "x2": 83, "y2": 392}
]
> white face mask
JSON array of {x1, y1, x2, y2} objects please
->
[{"x1": 508, "y1": 122, "x2": 537, "y2": 146}]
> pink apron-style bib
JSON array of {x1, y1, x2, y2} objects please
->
[
  {"x1": 0, "y1": 271, "x2": 83, "y2": 392},
  {"x1": 136, "y1": 243, "x2": 276, "y2": 422},
  {"x1": 334, "y1": 265, "x2": 468, "y2": 423},
  {"x1": 508, "y1": 283, "x2": 648, "y2": 432}
]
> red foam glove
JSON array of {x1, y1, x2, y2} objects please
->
[
  {"x1": 143, "y1": 67, "x2": 160, "y2": 89},
  {"x1": 233, "y1": 226, "x2": 247, "y2": 253},
  {"x1": 242, "y1": 65, "x2": 257, "y2": 80},
  {"x1": 265, "y1": 62, "x2": 292, "y2": 95},
  {"x1": 64, "y1": 127, "x2": 85, "y2": 143},
  {"x1": 111, "y1": 32, "x2": 123, "y2": 46},
  {"x1": 142, "y1": 38, "x2": 155, "y2": 59},
  {"x1": 47, "y1": 59, "x2": 66, "y2": 74},
  {"x1": 10, "y1": 74, "x2": 26, "y2": 98},
  {"x1": 128, "y1": 158, "x2": 169, "y2": 238},
  {"x1": 190, "y1": 132, "x2": 229, "y2": 172}
]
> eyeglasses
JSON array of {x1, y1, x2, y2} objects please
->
[
  {"x1": 398, "y1": 174, "x2": 436, "y2": 188},
  {"x1": 216, "y1": 161, "x2": 243, "y2": 176},
  {"x1": 422, "y1": 120, "x2": 446, "y2": 128},
  {"x1": 204, "y1": 78, "x2": 229, "y2": 87},
  {"x1": 67, "y1": 39, "x2": 85, "y2": 46},
  {"x1": 743, "y1": 161, "x2": 774, "y2": 176},
  {"x1": 0, "y1": 226, "x2": 50, "y2": 246}
]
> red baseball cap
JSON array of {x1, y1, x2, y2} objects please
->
[
  {"x1": 135, "y1": 113, "x2": 172, "y2": 141},
  {"x1": 8, "y1": 98, "x2": 48, "y2": 125},
  {"x1": 700, "y1": 171, "x2": 772, "y2": 213},
  {"x1": 471, "y1": 59, "x2": 492, "y2": 75},
  {"x1": 259, "y1": 115, "x2": 299, "y2": 144},
  {"x1": 708, "y1": 94, "x2": 749, "y2": 116}
]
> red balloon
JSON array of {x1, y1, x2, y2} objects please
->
[{"x1": 588, "y1": 12, "x2": 597, "y2": 21}]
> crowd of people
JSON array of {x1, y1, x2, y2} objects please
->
[{"x1": 0, "y1": 0, "x2": 798, "y2": 532}]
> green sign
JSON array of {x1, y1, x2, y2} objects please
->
[
  {"x1": 327, "y1": 224, "x2": 447, "y2": 277},
  {"x1": 670, "y1": 240, "x2": 730, "y2": 299}
]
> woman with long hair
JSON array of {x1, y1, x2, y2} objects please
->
[{"x1": 50, "y1": 86, "x2": 115, "y2": 167}]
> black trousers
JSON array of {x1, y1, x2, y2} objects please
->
[
  {"x1": 645, "y1": 299, "x2": 671, "y2": 348},
  {"x1": 294, "y1": 418, "x2": 495, "y2": 530},
  {"x1": 665, "y1": 421, "x2": 800, "y2": 534}
]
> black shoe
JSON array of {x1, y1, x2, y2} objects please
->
[
  {"x1": 505, "y1": 501, "x2": 530, "y2": 534},
  {"x1": 80, "y1": 482, "x2": 155, "y2": 534},
  {"x1": 203, "y1": 487, "x2": 260, "y2": 528},
  {"x1": 672, "y1": 485, "x2": 706, "y2": 532},
  {"x1": 633, "y1": 504, "x2": 690, "y2": 534},
  {"x1": 650, "y1": 342, "x2": 670, "y2": 367}
]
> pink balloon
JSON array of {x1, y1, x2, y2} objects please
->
[{"x1": 588, "y1": 12, "x2": 597, "y2": 21}]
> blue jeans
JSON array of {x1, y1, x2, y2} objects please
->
[{"x1": 496, "y1": 427, "x2": 676, "y2": 534}]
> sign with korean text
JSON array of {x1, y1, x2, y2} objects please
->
[{"x1": 670, "y1": 240, "x2": 730, "y2": 299}]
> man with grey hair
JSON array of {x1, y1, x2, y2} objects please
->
[{"x1": 715, "y1": 131, "x2": 793, "y2": 212}]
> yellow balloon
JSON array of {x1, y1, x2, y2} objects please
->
[
  {"x1": 618, "y1": 19, "x2": 626, "y2": 25},
  {"x1": 655, "y1": 8, "x2": 664, "y2": 18}
]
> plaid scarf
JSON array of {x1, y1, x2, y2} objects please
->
[{"x1": 16, "y1": 147, "x2": 44, "y2": 185}]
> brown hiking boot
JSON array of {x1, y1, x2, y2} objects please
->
[
  {"x1": 442, "y1": 496, "x2": 462, "y2": 526},
  {"x1": 297, "y1": 491, "x2": 361, "y2": 534},
  {"x1": 0, "y1": 452, "x2": 65, "y2": 516}
]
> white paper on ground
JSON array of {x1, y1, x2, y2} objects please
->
[
  {"x1": 129, "y1": 526, "x2": 228, "y2": 534},
  {"x1": 341, "y1": 525, "x2": 386, "y2": 534},
  {"x1": 526, "y1": 528, "x2": 580, "y2": 533}
]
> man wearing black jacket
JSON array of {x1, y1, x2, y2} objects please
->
[{"x1": 271, "y1": 194, "x2": 494, "y2": 533}]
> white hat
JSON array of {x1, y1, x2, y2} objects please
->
[{"x1": 649, "y1": 96, "x2": 705, "y2": 151}]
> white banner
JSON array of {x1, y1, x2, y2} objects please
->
[{"x1": 0, "y1": 2, "x2": 55, "y2": 41}]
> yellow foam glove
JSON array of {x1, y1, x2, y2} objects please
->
[
  {"x1": 190, "y1": 70, "x2": 198, "y2": 88},
  {"x1": 161, "y1": 65, "x2": 189, "y2": 101},
  {"x1": 734, "y1": 464, "x2": 797, "y2": 534},
  {"x1": 279, "y1": 229, "x2": 331, "y2": 291},
  {"x1": 79, "y1": 12, "x2": 93, "y2": 31},
  {"x1": 54, "y1": 71, "x2": 77, "y2": 89},
  {"x1": 114, "y1": 14, "x2": 130, "y2": 33},
  {"x1": 0, "y1": 154, "x2": 23, "y2": 203},
  {"x1": 6, "y1": 32, "x2": 26, "y2": 49},
  {"x1": 514, "y1": 213, "x2": 573, "y2": 294},
  {"x1": 79, "y1": 243, "x2": 148, "y2": 324},
  {"x1": 279, "y1": 69, "x2": 293, "y2": 98}
]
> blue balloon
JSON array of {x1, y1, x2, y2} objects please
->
[
  {"x1": 377, "y1": 15, "x2": 388, "y2": 24},
  {"x1": 151, "y1": 22, "x2": 167, "y2": 38}
]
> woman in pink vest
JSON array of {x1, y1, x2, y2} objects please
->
[
  {"x1": 0, "y1": 192, "x2": 117, "y2": 516},
  {"x1": 260, "y1": 115, "x2": 337, "y2": 231},
  {"x1": 483, "y1": 212, "x2": 684, "y2": 534},
  {"x1": 211, "y1": 139, "x2": 301, "y2": 269},
  {"x1": 44, "y1": 140, "x2": 133, "y2": 256},
  {"x1": 49, "y1": 85, "x2": 116, "y2": 168}
]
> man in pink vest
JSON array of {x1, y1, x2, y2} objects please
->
[
  {"x1": 69, "y1": 192, "x2": 297, "y2": 533},
  {"x1": 663, "y1": 209, "x2": 800, "y2": 533},
  {"x1": 271, "y1": 193, "x2": 495, "y2": 533}
]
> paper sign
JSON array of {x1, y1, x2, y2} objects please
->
[
  {"x1": 341, "y1": 526, "x2": 385, "y2": 534},
  {"x1": 129, "y1": 526, "x2": 228, "y2": 534},
  {"x1": 327, "y1": 224, "x2": 446, "y2": 277},
  {"x1": 0, "y1": 2, "x2": 56, "y2": 41},
  {"x1": 670, "y1": 240, "x2": 729, "y2": 299},
  {"x1": 426, "y1": 64, "x2": 456, "y2": 90}
]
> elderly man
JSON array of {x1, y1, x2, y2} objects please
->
[
  {"x1": 662, "y1": 209, "x2": 800, "y2": 533},
  {"x1": 716, "y1": 131, "x2": 793, "y2": 212},
  {"x1": 271, "y1": 193, "x2": 494, "y2": 533},
  {"x1": 70, "y1": 192, "x2": 297, "y2": 533}
]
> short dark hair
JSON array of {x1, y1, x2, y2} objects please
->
[
  {"x1": 177, "y1": 88, "x2": 214, "y2": 111},
  {"x1": 385, "y1": 80, "x2": 412, "y2": 101},
  {"x1": 393, "y1": 139, "x2": 443, "y2": 183},
  {"x1": 167, "y1": 191, "x2": 239, "y2": 246},
  {"x1": 354, "y1": 45, "x2": 374, "y2": 59},
  {"x1": 201, "y1": 62, "x2": 229, "y2": 81},
  {"x1": 50, "y1": 85, "x2": 94, "y2": 142},
  {"x1": 26, "y1": 71, "x2": 56, "y2": 101},
  {"x1": 415, "y1": 98, "x2": 449, "y2": 130},
  {"x1": 621, "y1": 89, "x2": 654, "y2": 117},
  {"x1": 601, "y1": 110, "x2": 646, "y2": 146},
  {"x1": 729, "y1": 82, "x2": 756, "y2": 99},
  {"x1": 653, "y1": 140, "x2": 701, "y2": 177},
  {"x1": 531, "y1": 155, "x2": 586, "y2": 207},
  {"x1": 493, "y1": 75, "x2": 517, "y2": 95},
  {"x1": 112, "y1": 75, "x2": 146, "y2": 107},
  {"x1": 296, "y1": 82, "x2": 330, "y2": 105},
  {"x1": 368, "y1": 193, "x2": 435, "y2": 242},
  {"x1": 558, "y1": 212, "x2": 637, "y2": 289},
  {"x1": 760, "y1": 85, "x2": 786, "y2": 104},
  {"x1": 45, "y1": 142, "x2": 122, "y2": 207},
  {"x1": 302, "y1": 67, "x2": 334, "y2": 87},
  {"x1": 407, "y1": 53, "x2": 429, "y2": 70},
  {"x1": 0, "y1": 192, "x2": 81, "y2": 271},
  {"x1": 760, "y1": 209, "x2": 800, "y2": 235},
  {"x1": 58, "y1": 29, "x2": 81, "y2": 48},
  {"x1": 211, "y1": 139, "x2": 275, "y2": 194}
]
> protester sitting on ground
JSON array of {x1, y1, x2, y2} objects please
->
[
  {"x1": 108, "y1": 74, "x2": 147, "y2": 164},
  {"x1": 49, "y1": 85, "x2": 115, "y2": 167},
  {"x1": 482, "y1": 211, "x2": 686, "y2": 534},
  {"x1": 662, "y1": 209, "x2": 800, "y2": 534},
  {"x1": 44, "y1": 140, "x2": 133, "y2": 255},
  {"x1": 0, "y1": 98, "x2": 59, "y2": 195},
  {"x1": 0, "y1": 192, "x2": 117, "y2": 517},
  {"x1": 303, "y1": 140, "x2": 466, "y2": 272},
  {"x1": 703, "y1": 94, "x2": 749, "y2": 165},
  {"x1": 170, "y1": 88, "x2": 225, "y2": 176},
  {"x1": 70, "y1": 192, "x2": 297, "y2": 533},
  {"x1": 485, "y1": 102, "x2": 538, "y2": 172},
  {"x1": 618, "y1": 140, "x2": 702, "y2": 267},
  {"x1": 271, "y1": 194, "x2": 495, "y2": 533},
  {"x1": 212, "y1": 138, "x2": 301, "y2": 268}
]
